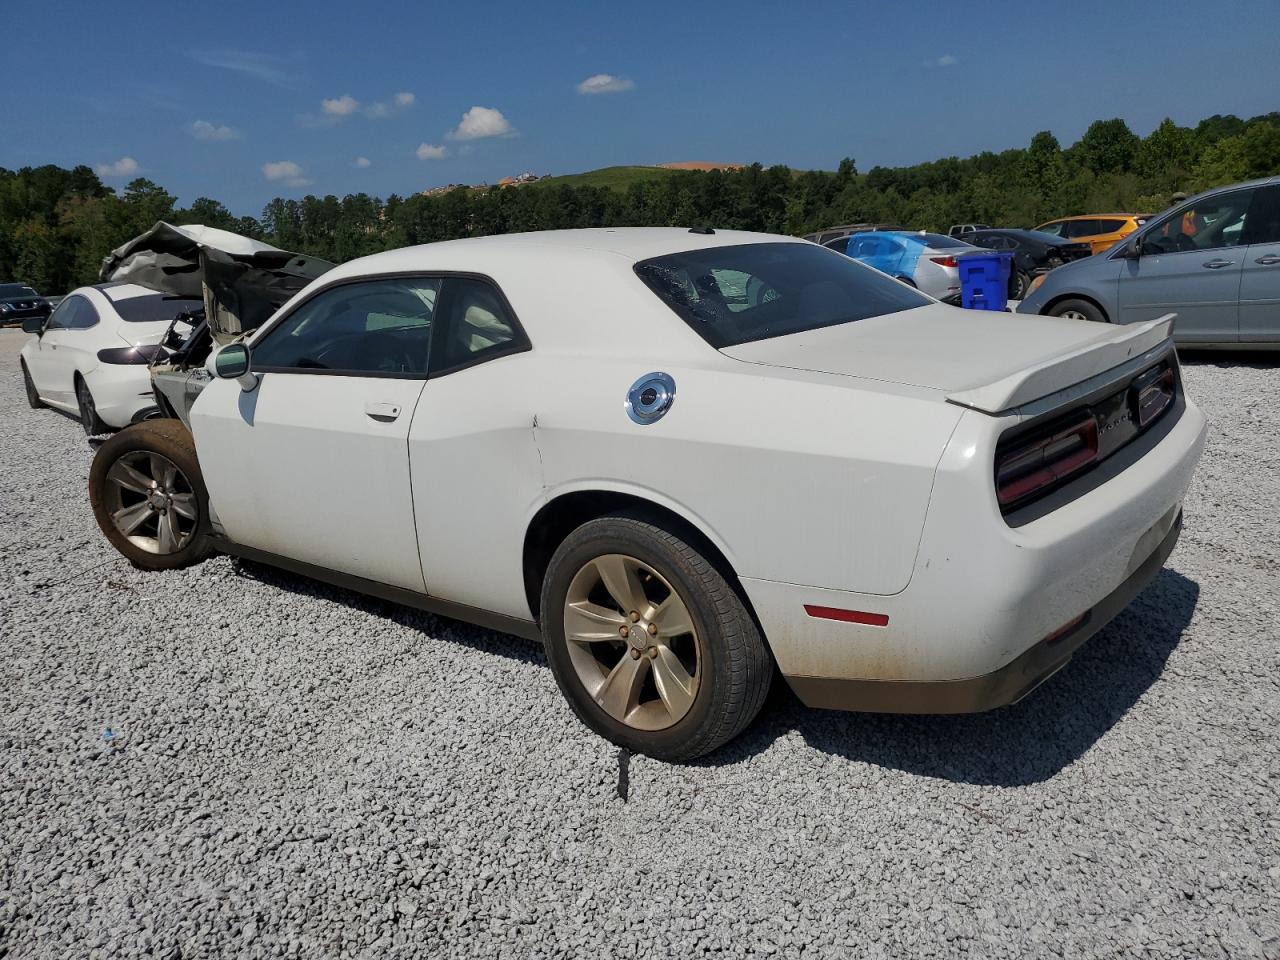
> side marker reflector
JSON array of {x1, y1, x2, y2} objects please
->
[{"x1": 804, "y1": 605, "x2": 889, "y2": 627}]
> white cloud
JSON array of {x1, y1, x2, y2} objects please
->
[
  {"x1": 447, "y1": 106, "x2": 514, "y2": 140},
  {"x1": 394, "y1": 92, "x2": 415, "y2": 107},
  {"x1": 354, "y1": 156, "x2": 372, "y2": 168},
  {"x1": 364, "y1": 91, "x2": 416, "y2": 119},
  {"x1": 577, "y1": 73, "x2": 635, "y2": 95},
  {"x1": 190, "y1": 120, "x2": 239, "y2": 141},
  {"x1": 937, "y1": 54, "x2": 958, "y2": 66},
  {"x1": 95, "y1": 157, "x2": 140, "y2": 177},
  {"x1": 321, "y1": 94, "x2": 361, "y2": 117},
  {"x1": 262, "y1": 160, "x2": 312, "y2": 187},
  {"x1": 416, "y1": 143, "x2": 447, "y2": 160}
]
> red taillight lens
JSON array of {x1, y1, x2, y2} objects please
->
[
  {"x1": 996, "y1": 415, "x2": 1099, "y2": 508},
  {"x1": 930, "y1": 256, "x2": 959, "y2": 268}
]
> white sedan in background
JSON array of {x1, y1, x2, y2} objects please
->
[
  {"x1": 20, "y1": 282, "x2": 201, "y2": 434},
  {"x1": 88, "y1": 228, "x2": 1206, "y2": 760}
]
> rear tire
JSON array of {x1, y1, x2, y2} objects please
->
[
  {"x1": 89, "y1": 420, "x2": 214, "y2": 571},
  {"x1": 75, "y1": 375, "x2": 109, "y2": 436},
  {"x1": 1048, "y1": 297, "x2": 1108, "y2": 323},
  {"x1": 21, "y1": 360, "x2": 44, "y2": 409},
  {"x1": 540, "y1": 511, "x2": 772, "y2": 762},
  {"x1": 1010, "y1": 270, "x2": 1031, "y2": 301}
]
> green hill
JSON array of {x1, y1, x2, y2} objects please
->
[{"x1": 530, "y1": 165, "x2": 682, "y2": 191}]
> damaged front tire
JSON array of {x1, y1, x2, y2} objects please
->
[{"x1": 89, "y1": 420, "x2": 214, "y2": 570}]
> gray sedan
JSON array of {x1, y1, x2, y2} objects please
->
[{"x1": 1018, "y1": 176, "x2": 1280, "y2": 348}]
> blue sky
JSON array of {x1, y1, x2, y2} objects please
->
[{"x1": 3, "y1": 0, "x2": 1278, "y2": 217}]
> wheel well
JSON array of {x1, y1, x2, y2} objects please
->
[
  {"x1": 1043, "y1": 292, "x2": 1110, "y2": 322},
  {"x1": 522, "y1": 491, "x2": 752, "y2": 626}
]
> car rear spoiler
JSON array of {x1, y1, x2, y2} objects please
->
[{"x1": 946, "y1": 314, "x2": 1176, "y2": 414}]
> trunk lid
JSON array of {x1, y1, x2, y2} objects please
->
[{"x1": 720, "y1": 303, "x2": 1175, "y2": 413}]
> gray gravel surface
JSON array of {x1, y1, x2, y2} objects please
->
[{"x1": 1, "y1": 328, "x2": 1277, "y2": 959}]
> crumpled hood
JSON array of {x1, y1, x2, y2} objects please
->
[
  {"x1": 100, "y1": 222, "x2": 334, "y2": 344},
  {"x1": 721, "y1": 302, "x2": 1174, "y2": 413}
]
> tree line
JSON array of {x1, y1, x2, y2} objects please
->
[{"x1": 4, "y1": 112, "x2": 1279, "y2": 295}]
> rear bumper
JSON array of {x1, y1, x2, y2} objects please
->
[{"x1": 786, "y1": 508, "x2": 1181, "y2": 713}]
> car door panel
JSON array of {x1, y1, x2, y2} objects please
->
[
  {"x1": 192, "y1": 374, "x2": 430, "y2": 592},
  {"x1": 1239, "y1": 186, "x2": 1280, "y2": 342},
  {"x1": 1118, "y1": 188, "x2": 1255, "y2": 343},
  {"x1": 190, "y1": 275, "x2": 443, "y2": 593},
  {"x1": 1240, "y1": 244, "x2": 1280, "y2": 342}
]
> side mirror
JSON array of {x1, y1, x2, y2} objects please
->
[
  {"x1": 22, "y1": 316, "x2": 45, "y2": 335},
  {"x1": 213, "y1": 343, "x2": 258, "y2": 392},
  {"x1": 1119, "y1": 235, "x2": 1143, "y2": 259}
]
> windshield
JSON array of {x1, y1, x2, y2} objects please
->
[
  {"x1": 0, "y1": 284, "x2": 38, "y2": 298},
  {"x1": 634, "y1": 242, "x2": 931, "y2": 349},
  {"x1": 110, "y1": 294, "x2": 204, "y2": 323}
]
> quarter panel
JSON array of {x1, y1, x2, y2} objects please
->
[{"x1": 531, "y1": 359, "x2": 962, "y2": 595}]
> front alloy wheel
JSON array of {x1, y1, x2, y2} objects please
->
[
  {"x1": 103, "y1": 451, "x2": 199, "y2": 555},
  {"x1": 89, "y1": 420, "x2": 214, "y2": 570}
]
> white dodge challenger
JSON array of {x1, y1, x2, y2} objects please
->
[{"x1": 87, "y1": 228, "x2": 1207, "y2": 760}]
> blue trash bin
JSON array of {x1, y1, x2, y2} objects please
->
[{"x1": 958, "y1": 252, "x2": 1013, "y2": 311}]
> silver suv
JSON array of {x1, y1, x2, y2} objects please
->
[{"x1": 1018, "y1": 177, "x2": 1280, "y2": 348}]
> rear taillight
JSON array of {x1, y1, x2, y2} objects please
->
[
  {"x1": 97, "y1": 344, "x2": 170, "y2": 365},
  {"x1": 996, "y1": 414, "x2": 1099, "y2": 508},
  {"x1": 930, "y1": 256, "x2": 959, "y2": 268},
  {"x1": 1134, "y1": 367, "x2": 1175, "y2": 427}
]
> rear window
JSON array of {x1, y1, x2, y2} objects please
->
[
  {"x1": 111, "y1": 294, "x2": 204, "y2": 323},
  {"x1": 634, "y1": 242, "x2": 930, "y2": 349},
  {"x1": 912, "y1": 233, "x2": 971, "y2": 249},
  {"x1": 0, "y1": 284, "x2": 38, "y2": 298}
]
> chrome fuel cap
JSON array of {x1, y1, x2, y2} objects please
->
[{"x1": 625, "y1": 372, "x2": 676, "y2": 424}]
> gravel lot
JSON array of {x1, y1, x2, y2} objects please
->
[{"x1": 1, "y1": 327, "x2": 1277, "y2": 959}]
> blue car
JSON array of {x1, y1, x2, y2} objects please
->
[
  {"x1": 822, "y1": 231, "x2": 983, "y2": 300},
  {"x1": 1018, "y1": 176, "x2": 1280, "y2": 348}
]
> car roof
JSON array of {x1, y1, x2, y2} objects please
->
[
  {"x1": 319, "y1": 228, "x2": 807, "y2": 283},
  {"x1": 82, "y1": 281, "x2": 182, "y2": 302}
]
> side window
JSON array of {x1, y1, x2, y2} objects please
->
[
  {"x1": 1095, "y1": 218, "x2": 1127, "y2": 234},
  {"x1": 431, "y1": 277, "x2": 526, "y2": 374},
  {"x1": 1241, "y1": 186, "x2": 1280, "y2": 245},
  {"x1": 1065, "y1": 220, "x2": 1100, "y2": 238},
  {"x1": 823, "y1": 236, "x2": 849, "y2": 255},
  {"x1": 251, "y1": 277, "x2": 440, "y2": 376},
  {"x1": 43, "y1": 296, "x2": 77, "y2": 331},
  {"x1": 66, "y1": 297, "x2": 100, "y2": 330},
  {"x1": 1143, "y1": 189, "x2": 1256, "y2": 255}
]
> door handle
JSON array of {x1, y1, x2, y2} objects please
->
[
  {"x1": 364, "y1": 401, "x2": 402, "y2": 423},
  {"x1": 1202, "y1": 259, "x2": 1235, "y2": 269},
  {"x1": 1255, "y1": 254, "x2": 1280, "y2": 265}
]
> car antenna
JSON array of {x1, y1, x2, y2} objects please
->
[{"x1": 689, "y1": 225, "x2": 715, "y2": 235}]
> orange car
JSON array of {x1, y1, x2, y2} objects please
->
[{"x1": 1033, "y1": 213, "x2": 1154, "y2": 255}]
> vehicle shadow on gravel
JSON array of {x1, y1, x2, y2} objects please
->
[
  {"x1": 229, "y1": 559, "x2": 547, "y2": 666},
  {"x1": 1180, "y1": 350, "x2": 1280, "y2": 368},
  {"x1": 707, "y1": 568, "x2": 1201, "y2": 786},
  {"x1": 231, "y1": 558, "x2": 1198, "y2": 786}
]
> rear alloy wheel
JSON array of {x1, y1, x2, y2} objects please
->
[
  {"x1": 541, "y1": 512, "x2": 772, "y2": 761},
  {"x1": 21, "y1": 361, "x2": 45, "y2": 409},
  {"x1": 76, "y1": 376, "x2": 109, "y2": 436},
  {"x1": 1049, "y1": 297, "x2": 1108, "y2": 323},
  {"x1": 89, "y1": 420, "x2": 214, "y2": 570},
  {"x1": 1010, "y1": 270, "x2": 1031, "y2": 301}
]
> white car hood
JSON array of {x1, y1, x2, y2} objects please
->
[{"x1": 721, "y1": 303, "x2": 1174, "y2": 413}]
